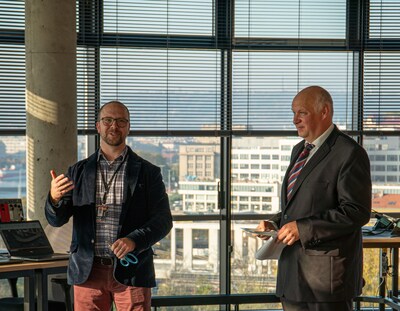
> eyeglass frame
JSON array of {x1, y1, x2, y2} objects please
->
[{"x1": 100, "y1": 117, "x2": 129, "y2": 128}]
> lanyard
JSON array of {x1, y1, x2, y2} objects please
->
[{"x1": 99, "y1": 156, "x2": 126, "y2": 205}]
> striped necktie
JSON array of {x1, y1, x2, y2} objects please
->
[{"x1": 287, "y1": 143, "x2": 315, "y2": 200}]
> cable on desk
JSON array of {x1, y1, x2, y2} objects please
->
[
  {"x1": 362, "y1": 228, "x2": 388, "y2": 236},
  {"x1": 387, "y1": 248, "x2": 393, "y2": 277}
]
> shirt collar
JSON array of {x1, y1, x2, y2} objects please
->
[
  {"x1": 97, "y1": 146, "x2": 128, "y2": 164},
  {"x1": 306, "y1": 124, "x2": 334, "y2": 148}
]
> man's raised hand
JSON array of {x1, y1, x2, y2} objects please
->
[{"x1": 49, "y1": 170, "x2": 74, "y2": 205}]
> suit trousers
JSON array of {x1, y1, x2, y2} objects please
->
[
  {"x1": 281, "y1": 298, "x2": 353, "y2": 311},
  {"x1": 73, "y1": 261, "x2": 151, "y2": 311}
]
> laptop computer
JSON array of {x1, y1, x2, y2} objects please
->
[
  {"x1": 0, "y1": 220, "x2": 70, "y2": 262},
  {"x1": 0, "y1": 256, "x2": 24, "y2": 265},
  {"x1": 0, "y1": 248, "x2": 23, "y2": 265}
]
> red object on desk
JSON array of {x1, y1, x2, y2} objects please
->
[{"x1": 0, "y1": 203, "x2": 10, "y2": 222}]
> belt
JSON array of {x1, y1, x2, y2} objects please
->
[{"x1": 93, "y1": 256, "x2": 113, "y2": 266}]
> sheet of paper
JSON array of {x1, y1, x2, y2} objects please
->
[
  {"x1": 255, "y1": 235, "x2": 286, "y2": 260},
  {"x1": 241, "y1": 227, "x2": 277, "y2": 236}
]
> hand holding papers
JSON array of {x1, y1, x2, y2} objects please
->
[
  {"x1": 241, "y1": 226, "x2": 286, "y2": 260},
  {"x1": 241, "y1": 227, "x2": 277, "y2": 237},
  {"x1": 255, "y1": 234, "x2": 286, "y2": 260},
  {"x1": 242, "y1": 220, "x2": 279, "y2": 237}
]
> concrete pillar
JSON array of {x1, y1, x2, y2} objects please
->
[
  {"x1": 183, "y1": 228, "x2": 193, "y2": 270},
  {"x1": 25, "y1": 0, "x2": 77, "y2": 222},
  {"x1": 171, "y1": 227, "x2": 176, "y2": 269},
  {"x1": 209, "y1": 228, "x2": 219, "y2": 273},
  {"x1": 248, "y1": 234, "x2": 258, "y2": 272},
  {"x1": 233, "y1": 228, "x2": 244, "y2": 260}
]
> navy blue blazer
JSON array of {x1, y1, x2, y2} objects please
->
[{"x1": 45, "y1": 147, "x2": 173, "y2": 287}]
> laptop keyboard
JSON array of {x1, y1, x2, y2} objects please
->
[{"x1": 0, "y1": 257, "x2": 23, "y2": 264}]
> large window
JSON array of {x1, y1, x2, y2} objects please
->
[
  {"x1": 1, "y1": 0, "x2": 400, "y2": 308},
  {"x1": 232, "y1": 52, "x2": 354, "y2": 130},
  {"x1": 235, "y1": 0, "x2": 347, "y2": 39},
  {"x1": 100, "y1": 48, "x2": 221, "y2": 131}
]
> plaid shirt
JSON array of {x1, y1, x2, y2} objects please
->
[{"x1": 95, "y1": 147, "x2": 128, "y2": 257}]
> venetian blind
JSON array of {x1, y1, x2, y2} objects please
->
[
  {"x1": 76, "y1": 0, "x2": 101, "y2": 132},
  {"x1": 0, "y1": 0, "x2": 25, "y2": 132},
  {"x1": 364, "y1": 0, "x2": 400, "y2": 131},
  {"x1": 232, "y1": 0, "x2": 353, "y2": 131},
  {"x1": 97, "y1": 0, "x2": 221, "y2": 133}
]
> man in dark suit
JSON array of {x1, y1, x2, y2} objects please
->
[
  {"x1": 45, "y1": 100, "x2": 172, "y2": 311},
  {"x1": 257, "y1": 86, "x2": 371, "y2": 311}
]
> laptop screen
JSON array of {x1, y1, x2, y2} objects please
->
[{"x1": 0, "y1": 220, "x2": 54, "y2": 256}]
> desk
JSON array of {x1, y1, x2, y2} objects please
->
[
  {"x1": 357, "y1": 232, "x2": 400, "y2": 311},
  {"x1": 0, "y1": 260, "x2": 68, "y2": 311}
]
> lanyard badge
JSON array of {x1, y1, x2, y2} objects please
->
[
  {"x1": 96, "y1": 204, "x2": 109, "y2": 223},
  {"x1": 96, "y1": 155, "x2": 127, "y2": 223}
]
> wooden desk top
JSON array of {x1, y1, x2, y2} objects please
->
[
  {"x1": 362, "y1": 229, "x2": 400, "y2": 248},
  {"x1": 0, "y1": 259, "x2": 68, "y2": 273}
]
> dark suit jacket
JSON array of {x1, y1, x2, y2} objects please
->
[
  {"x1": 45, "y1": 147, "x2": 173, "y2": 287},
  {"x1": 270, "y1": 126, "x2": 371, "y2": 302}
]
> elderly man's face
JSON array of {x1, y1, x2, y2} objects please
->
[{"x1": 291, "y1": 92, "x2": 328, "y2": 143}]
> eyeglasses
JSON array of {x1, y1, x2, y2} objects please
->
[{"x1": 100, "y1": 117, "x2": 129, "y2": 128}]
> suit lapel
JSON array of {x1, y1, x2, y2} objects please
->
[
  {"x1": 284, "y1": 127, "x2": 339, "y2": 207},
  {"x1": 126, "y1": 156, "x2": 141, "y2": 199},
  {"x1": 83, "y1": 152, "x2": 97, "y2": 205},
  {"x1": 282, "y1": 140, "x2": 304, "y2": 194},
  {"x1": 119, "y1": 148, "x2": 142, "y2": 228},
  {"x1": 286, "y1": 143, "x2": 329, "y2": 205},
  {"x1": 283, "y1": 142, "x2": 304, "y2": 206}
]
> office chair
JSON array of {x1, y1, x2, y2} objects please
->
[{"x1": 0, "y1": 278, "x2": 21, "y2": 311}]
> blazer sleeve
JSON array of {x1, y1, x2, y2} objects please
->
[
  {"x1": 297, "y1": 145, "x2": 371, "y2": 247},
  {"x1": 269, "y1": 212, "x2": 282, "y2": 227}
]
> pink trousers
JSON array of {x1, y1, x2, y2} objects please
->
[{"x1": 73, "y1": 262, "x2": 151, "y2": 311}]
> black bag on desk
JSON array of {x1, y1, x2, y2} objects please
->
[
  {"x1": 391, "y1": 222, "x2": 400, "y2": 237},
  {"x1": 373, "y1": 213, "x2": 394, "y2": 231},
  {"x1": 371, "y1": 211, "x2": 400, "y2": 236}
]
